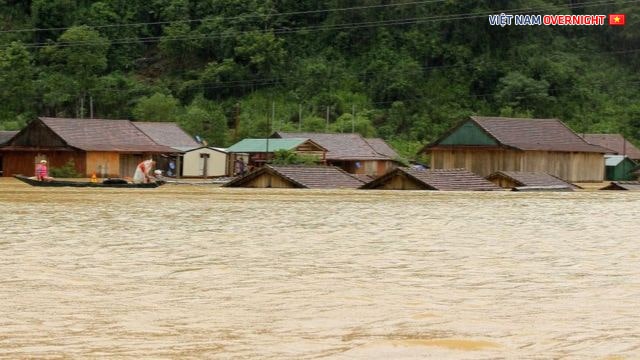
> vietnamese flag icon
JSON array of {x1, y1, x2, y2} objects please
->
[{"x1": 609, "y1": 14, "x2": 625, "y2": 26}]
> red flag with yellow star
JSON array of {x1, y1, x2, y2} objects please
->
[{"x1": 609, "y1": 14, "x2": 625, "y2": 26}]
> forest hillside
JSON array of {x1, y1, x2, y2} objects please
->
[{"x1": 0, "y1": 0, "x2": 638, "y2": 158}]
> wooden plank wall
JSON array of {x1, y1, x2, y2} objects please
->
[
  {"x1": 379, "y1": 174, "x2": 424, "y2": 190},
  {"x1": 430, "y1": 149, "x2": 604, "y2": 182},
  {"x1": 244, "y1": 173, "x2": 297, "y2": 188},
  {"x1": 86, "y1": 152, "x2": 120, "y2": 177},
  {"x1": 1, "y1": 151, "x2": 86, "y2": 177}
]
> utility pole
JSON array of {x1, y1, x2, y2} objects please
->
[
  {"x1": 352, "y1": 105, "x2": 356, "y2": 133},
  {"x1": 298, "y1": 104, "x2": 302, "y2": 131},
  {"x1": 326, "y1": 106, "x2": 330, "y2": 132},
  {"x1": 90, "y1": 96, "x2": 94, "y2": 119}
]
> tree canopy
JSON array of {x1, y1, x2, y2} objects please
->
[{"x1": 0, "y1": 0, "x2": 638, "y2": 159}]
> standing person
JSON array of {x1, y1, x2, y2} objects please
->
[
  {"x1": 36, "y1": 159, "x2": 49, "y2": 181},
  {"x1": 234, "y1": 158, "x2": 246, "y2": 176},
  {"x1": 133, "y1": 159, "x2": 155, "y2": 184}
]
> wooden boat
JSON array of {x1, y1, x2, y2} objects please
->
[{"x1": 14, "y1": 175, "x2": 165, "y2": 188}]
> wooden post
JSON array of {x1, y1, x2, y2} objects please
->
[
  {"x1": 176, "y1": 155, "x2": 181, "y2": 179},
  {"x1": 200, "y1": 153, "x2": 210, "y2": 179}
]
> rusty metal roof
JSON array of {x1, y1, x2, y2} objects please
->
[
  {"x1": 224, "y1": 165, "x2": 365, "y2": 189},
  {"x1": 38, "y1": 117, "x2": 177, "y2": 152},
  {"x1": 582, "y1": 134, "x2": 640, "y2": 159},
  {"x1": 486, "y1": 171, "x2": 579, "y2": 189},
  {"x1": 274, "y1": 132, "x2": 392, "y2": 160},
  {"x1": 132, "y1": 122, "x2": 200, "y2": 150},
  {"x1": 362, "y1": 167, "x2": 501, "y2": 191}
]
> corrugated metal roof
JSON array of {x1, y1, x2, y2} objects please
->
[
  {"x1": 274, "y1": 132, "x2": 392, "y2": 160},
  {"x1": 486, "y1": 171, "x2": 579, "y2": 189},
  {"x1": 583, "y1": 134, "x2": 640, "y2": 159},
  {"x1": 605, "y1": 155, "x2": 626, "y2": 166},
  {"x1": 224, "y1": 165, "x2": 365, "y2": 189},
  {"x1": 132, "y1": 122, "x2": 200, "y2": 149},
  {"x1": 362, "y1": 167, "x2": 501, "y2": 191},
  {"x1": 227, "y1": 138, "x2": 308, "y2": 153},
  {"x1": 38, "y1": 117, "x2": 176, "y2": 152}
]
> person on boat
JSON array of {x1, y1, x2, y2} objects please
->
[
  {"x1": 133, "y1": 159, "x2": 156, "y2": 184},
  {"x1": 35, "y1": 159, "x2": 51, "y2": 181}
]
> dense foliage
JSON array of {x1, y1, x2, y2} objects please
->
[{"x1": 0, "y1": 0, "x2": 638, "y2": 159}]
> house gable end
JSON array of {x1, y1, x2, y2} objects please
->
[
  {"x1": 439, "y1": 121, "x2": 498, "y2": 146},
  {"x1": 7, "y1": 119, "x2": 68, "y2": 148}
]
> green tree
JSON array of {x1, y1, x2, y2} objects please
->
[
  {"x1": 0, "y1": 42, "x2": 36, "y2": 123},
  {"x1": 178, "y1": 98, "x2": 229, "y2": 146},
  {"x1": 133, "y1": 93, "x2": 180, "y2": 121},
  {"x1": 41, "y1": 26, "x2": 110, "y2": 117}
]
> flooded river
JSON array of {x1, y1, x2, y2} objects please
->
[{"x1": 0, "y1": 178, "x2": 639, "y2": 359}]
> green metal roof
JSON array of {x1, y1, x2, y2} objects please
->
[{"x1": 226, "y1": 138, "x2": 308, "y2": 153}]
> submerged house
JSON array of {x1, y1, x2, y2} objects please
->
[
  {"x1": 0, "y1": 117, "x2": 177, "y2": 177},
  {"x1": 180, "y1": 146, "x2": 228, "y2": 178},
  {"x1": 226, "y1": 138, "x2": 327, "y2": 169},
  {"x1": 361, "y1": 167, "x2": 501, "y2": 191},
  {"x1": 603, "y1": 155, "x2": 637, "y2": 181},
  {"x1": 486, "y1": 171, "x2": 579, "y2": 191},
  {"x1": 600, "y1": 181, "x2": 640, "y2": 191},
  {"x1": 582, "y1": 134, "x2": 640, "y2": 161},
  {"x1": 223, "y1": 165, "x2": 364, "y2": 189},
  {"x1": 272, "y1": 132, "x2": 399, "y2": 176},
  {"x1": 420, "y1": 116, "x2": 608, "y2": 182}
]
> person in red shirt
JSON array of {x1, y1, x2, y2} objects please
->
[{"x1": 36, "y1": 159, "x2": 49, "y2": 181}]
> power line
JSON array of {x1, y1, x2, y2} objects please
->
[
  {"x1": 0, "y1": 0, "x2": 449, "y2": 34},
  {"x1": 5, "y1": 0, "x2": 628, "y2": 49},
  {"x1": 84, "y1": 47, "x2": 640, "y2": 94}
]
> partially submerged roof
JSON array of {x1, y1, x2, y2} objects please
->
[
  {"x1": 226, "y1": 138, "x2": 325, "y2": 153},
  {"x1": 132, "y1": 122, "x2": 200, "y2": 150},
  {"x1": 600, "y1": 181, "x2": 640, "y2": 191},
  {"x1": 361, "y1": 167, "x2": 501, "y2": 191},
  {"x1": 486, "y1": 171, "x2": 580, "y2": 189},
  {"x1": 273, "y1": 132, "x2": 395, "y2": 161},
  {"x1": 583, "y1": 134, "x2": 640, "y2": 160},
  {"x1": 223, "y1": 165, "x2": 365, "y2": 189},
  {"x1": 0, "y1": 131, "x2": 18, "y2": 145},
  {"x1": 424, "y1": 116, "x2": 609, "y2": 153}
]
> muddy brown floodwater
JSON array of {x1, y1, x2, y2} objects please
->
[{"x1": 0, "y1": 178, "x2": 639, "y2": 359}]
